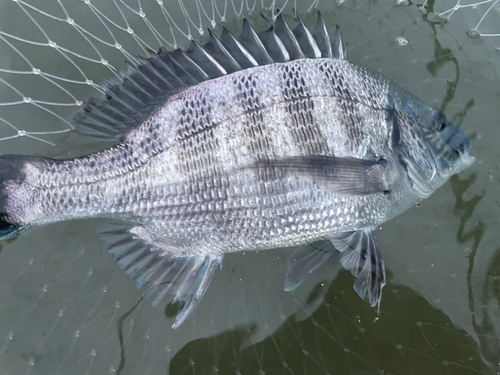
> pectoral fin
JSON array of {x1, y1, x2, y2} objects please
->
[
  {"x1": 248, "y1": 155, "x2": 391, "y2": 195},
  {"x1": 100, "y1": 223, "x2": 222, "y2": 329},
  {"x1": 329, "y1": 228, "x2": 386, "y2": 307}
]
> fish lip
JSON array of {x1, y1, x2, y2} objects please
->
[
  {"x1": 428, "y1": 150, "x2": 476, "y2": 192},
  {"x1": 442, "y1": 150, "x2": 476, "y2": 179},
  {"x1": 460, "y1": 152, "x2": 476, "y2": 169}
]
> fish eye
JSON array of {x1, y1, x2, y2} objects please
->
[{"x1": 431, "y1": 109, "x2": 447, "y2": 132}]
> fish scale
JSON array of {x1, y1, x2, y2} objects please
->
[{"x1": 0, "y1": 13, "x2": 475, "y2": 328}]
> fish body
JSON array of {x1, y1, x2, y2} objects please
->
[
  {"x1": 0, "y1": 14, "x2": 475, "y2": 327},
  {"x1": 8, "y1": 59, "x2": 412, "y2": 250}
]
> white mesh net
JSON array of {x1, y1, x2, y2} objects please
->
[{"x1": 0, "y1": 1, "x2": 499, "y2": 374}]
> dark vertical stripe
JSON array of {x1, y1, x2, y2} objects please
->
[
  {"x1": 233, "y1": 73, "x2": 273, "y2": 158},
  {"x1": 281, "y1": 63, "x2": 329, "y2": 155},
  {"x1": 337, "y1": 98, "x2": 364, "y2": 150},
  {"x1": 318, "y1": 61, "x2": 353, "y2": 103},
  {"x1": 317, "y1": 61, "x2": 370, "y2": 152},
  {"x1": 176, "y1": 90, "x2": 219, "y2": 178}
]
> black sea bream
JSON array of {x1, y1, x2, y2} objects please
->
[{"x1": 0, "y1": 14, "x2": 475, "y2": 328}]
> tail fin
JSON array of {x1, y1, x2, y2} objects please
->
[
  {"x1": 0, "y1": 219, "x2": 23, "y2": 239},
  {"x1": 0, "y1": 154, "x2": 38, "y2": 239}
]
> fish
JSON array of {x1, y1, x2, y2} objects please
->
[{"x1": 0, "y1": 12, "x2": 475, "y2": 328}]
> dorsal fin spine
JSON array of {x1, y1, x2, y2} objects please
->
[
  {"x1": 204, "y1": 29, "x2": 242, "y2": 73},
  {"x1": 312, "y1": 11, "x2": 333, "y2": 58},
  {"x1": 103, "y1": 80, "x2": 145, "y2": 114},
  {"x1": 122, "y1": 62, "x2": 159, "y2": 100},
  {"x1": 239, "y1": 18, "x2": 274, "y2": 65},
  {"x1": 220, "y1": 27, "x2": 259, "y2": 68},
  {"x1": 186, "y1": 41, "x2": 227, "y2": 77},
  {"x1": 293, "y1": 14, "x2": 322, "y2": 58},
  {"x1": 137, "y1": 55, "x2": 177, "y2": 92},
  {"x1": 275, "y1": 14, "x2": 305, "y2": 60},
  {"x1": 332, "y1": 25, "x2": 345, "y2": 59},
  {"x1": 119, "y1": 68, "x2": 157, "y2": 105},
  {"x1": 157, "y1": 48, "x2": 199, "y2": 87},
  {"x1": 171, "y1": 49, "x2": 210, "y2": 82},
  {"x1": 131, "y1": 58, "x2": 165, "y2": 92},
  {"x1": 257, "y1": 27, "x2": 290, "y2": 62}
]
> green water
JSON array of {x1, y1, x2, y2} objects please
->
[{"x1": 0, "y1": 1, "x2": 498, "y2": 374}]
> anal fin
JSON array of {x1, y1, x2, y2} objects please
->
[
  {"x1": 329, "y1": 228, "x2": 386, "y2": 307},
  {"x1": 101, "y1": 223, "x2": 222, "y2": 329}
]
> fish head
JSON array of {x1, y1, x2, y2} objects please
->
[{"x1": 393, "y1": 96, "x2": 476, "y2": 197}]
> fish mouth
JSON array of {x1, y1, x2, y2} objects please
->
[
  {"x1": 433, "y1": 120, "x2": 476, "y2": 176},
  {"x1": 437, "y1": 121, "x2": 471, "y2": 154},
  {"x1": 456, "y1": 150, "x2": 476, "y2": 171},
  {"x1": 447, "y1": 129, "x2": 476, "y2": 174},
  {"x1": 422, "y1": 128, "x2": 476, "y2": 193},
  {"x1": 433, "y1": 146, "x2": 476, "y2": 187}
]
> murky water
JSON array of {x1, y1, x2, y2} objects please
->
[{"x1": 0, "y1": 1, "x2": 499, "y2": 374}]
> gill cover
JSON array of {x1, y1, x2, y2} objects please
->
[{"x1": 390, "y1": 93, "x2": 475, "y2": 198}]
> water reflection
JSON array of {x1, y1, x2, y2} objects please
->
[
  {"x1": 171, "y1": 271, "x2": 489, "y2": 374},
  {"x1": 474, "y1": 248, "x2": 500, "y2": 372}
]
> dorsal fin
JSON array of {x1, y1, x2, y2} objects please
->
[{"x1": 74, "y1": 11, "x2": 346, "y2": 142}]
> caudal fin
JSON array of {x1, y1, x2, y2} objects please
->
[{"x1": 0, "y1": 220, "x2": 23, "y2": 239}]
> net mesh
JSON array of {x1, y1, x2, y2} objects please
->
[{"x1": 0, "y1": 1, "x2": 499, "y2": 374}]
